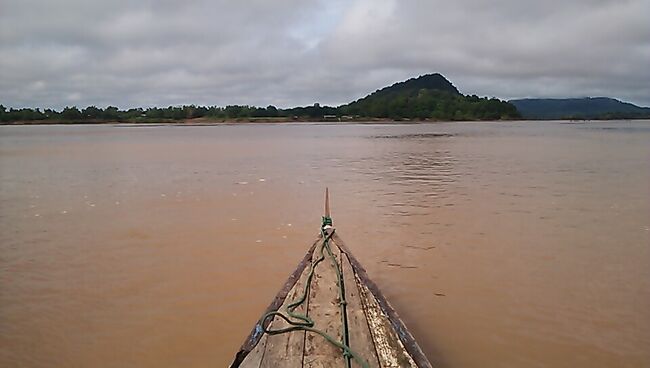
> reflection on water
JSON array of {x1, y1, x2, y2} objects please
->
[
  {"x1": 372, "y1": 133, "x2": 455, "y2": 139},
  {"x1": 1, "y1": 121, "x2": 649, "y2": 368},
  {"x1": 359, "y1": 149, "x2": 459, "y2": 218}
]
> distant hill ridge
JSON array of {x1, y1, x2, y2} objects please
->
[
  {"x1": 361, "y1": 73, "x2": 461, "y2": 99},
  {"x1": 510, "y1": 97, "x2": 650, "y2": 119},
  {"x1": 340, "y1": 73, "x2": 519, "y2": 120},
  {"x1": 2, "y1": 73, "x2": 521, "y2": 123}
]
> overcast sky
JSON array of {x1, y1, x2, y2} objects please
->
[{"x1": 1, "y1": 0, "x2": 649, "y2": 109}]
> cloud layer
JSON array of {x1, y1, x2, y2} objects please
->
[{"x1": 1, "y1": 0, "x2": 649, "y2": 109}]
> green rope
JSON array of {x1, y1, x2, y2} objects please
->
[{"x1": 261, "y1": 217, "x2": 369, "y2": 368}]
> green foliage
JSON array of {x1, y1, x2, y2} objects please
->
[
  {"x1": 339, "y1": 74, "x2": 519, "y2": 120},
  {"x1": 0, "y1": 104, "x2": 294, "y2": 122},
  {"x1": 0, "y1": 105, "x2": 48, "y2": 121},
  {"x1": 0, "y1": 74, "x2": 522, "y2": 123},
  {"x1": 341, "y1": 88, "x2": 520, "y2": 120},
  {"x1": 283, "y1": 103, "x2": 338, "y2": 118},
  {"x1": 61, "y1": 106, "x2": 82, "y2": 120},
  {"x1": 0, "y1": 96, "x2": 519, "y2": 122}
]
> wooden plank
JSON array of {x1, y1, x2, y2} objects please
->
[
  {"x1": 337, "y1": 241, "x2": 381, "y2": 368},
  {"x1": 303, "y1": 237, "x2": 345, "y2": 367},
  {"x1": 230, "y1": 237, "x2": 321, "y2": 368},
  {"x1": 356, "y1": 272, "x2": 417, "y2": 367},
  {"x1": 238, "y1": 333, "x2": 268, "y2": 368},
  {"x1": 233, "y1": 229, "x2": 433, "y2": 368},
  {"x1": 259, "y1": 256, "x2": 312, "y2": 367},
  {"x1": 333, "y1": 233, "x2": 432, "y2": 368}
]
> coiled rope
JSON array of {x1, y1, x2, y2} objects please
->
[{"x1": 260, "y1": 216, "x2": 369, "y2": 368}]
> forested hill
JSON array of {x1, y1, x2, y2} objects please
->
[
  {"x1": 510, "y1": 97, "x2": 650, "y2": 119},
  {"x1": 359, "y1": 73, "x2": 461, "y2": 98},
  {"x1": 340, "y1": 73, "x2": 519, "y2": 120},
  {"x1": 1, "y1": 73, "x2": 520, "y2": 123}
]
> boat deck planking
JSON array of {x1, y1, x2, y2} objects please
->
[{"x1": 231, "y1": 230, "x2": 432, "y2": 367}]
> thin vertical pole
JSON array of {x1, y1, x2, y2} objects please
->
[{"x1": 324, "y1": 187, "x2": 330, "y2": 218}]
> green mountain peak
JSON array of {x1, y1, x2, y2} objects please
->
[{"x1": 340, "y1": 73, "x2": 519, "y2": 120}]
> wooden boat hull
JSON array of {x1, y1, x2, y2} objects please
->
[{"x1": 230, "y1": 231, "x2": 432, "y2": 367}]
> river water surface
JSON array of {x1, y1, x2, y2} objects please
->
[{"x1": 1, "y1": 121, "x2": 649, "y2": 367}]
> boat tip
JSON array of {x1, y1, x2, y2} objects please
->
[{"x1": 324, "y1": 187, "x2": 330, "y2": 218}]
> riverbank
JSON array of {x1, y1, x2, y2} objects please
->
[{"x1": 0, "y1": 117, "x2": 388, "y2": 125}]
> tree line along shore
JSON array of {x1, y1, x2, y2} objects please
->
[
  {"x1": 0, "y1": 74, "x2": 522, "y2": 124},
  {"x1": 0, "y1": 98, "x2": 519, "y2": 124},
  {"x1": 8, "y1": 73, "x2": 647, "y2": 124}
]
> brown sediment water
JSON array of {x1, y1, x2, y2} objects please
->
[{"x1": 1, "y1": 121, "x2": 649, "y2": 367}]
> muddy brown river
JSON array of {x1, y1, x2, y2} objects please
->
[{"x1": 1, "y1": 121, "x2": 649, "y2": 367}]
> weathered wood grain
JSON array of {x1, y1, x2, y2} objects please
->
[
  {"x1": 238, "y1": 333, "x2": 268, "y2": 368},
  {"x1": 259, "y1": 256, "x2": 312, "y2": 367},
  {"x1": 232, "y1": 230, "x2": 433, "y2": 368},
  {"x1": 303, "y1": 239, "x2": 345, "y2": 367},
  {"x1": 356, "y1": 272, "x2": 417, "y2": 367},
  {"x1": 230, "y1": 237, "x2": 320, "y2": 368},
  {"x1": 333, "y1": 233, "x2": 433, "y2": 368},
  {"x1": 337, "y1": 242, "x2": 380, "y2": 368}
]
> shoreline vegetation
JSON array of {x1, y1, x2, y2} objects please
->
[
  {"x1": 1, "y1": 74, "x2": 521, "y2": 125},
  {"x1": 3, "y1": 74, "x2": 648, "y2": 125},
  {"x1": 0, "y1": 116, "x2": 518, "y2": 126}
]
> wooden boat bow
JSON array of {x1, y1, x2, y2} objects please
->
[{"x1": 230, "y1": 190, "x2": 432, "y2": 367}]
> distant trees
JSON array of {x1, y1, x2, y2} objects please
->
[
  {"x1": 104, "y1": 106, "x2": 119, "y2": 119},
  {"x1": 61, "y1": 106, "x2": 82, "y2": 120},
  {"x1": 0, "y1": 74, "x2": 526, "y2": 123},
  {"x1": 1, "y1": 79, "x2": 522, "y2": 123},
  {"x1": 0, "y1": 105, "x2": 48, "y2": 121},
  {"x1": 340, "y1": 89, "x2": 520, "y2": 120},
  {"x1": 266, "y1": 105, "x2": 279, "y2": 117},
  {"x1": 0, "y1": 97, "x2": 520, "y2": 122},
  {"x1": 0, "y1": 104, "x2": 291, "y2": 122},
  {"x1": 82, "y1": 106, "x2": 103, "y2": 119}
]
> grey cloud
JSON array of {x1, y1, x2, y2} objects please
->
[{"x1": 1, "y1": 0, "x2": 648, "y2": 109}]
